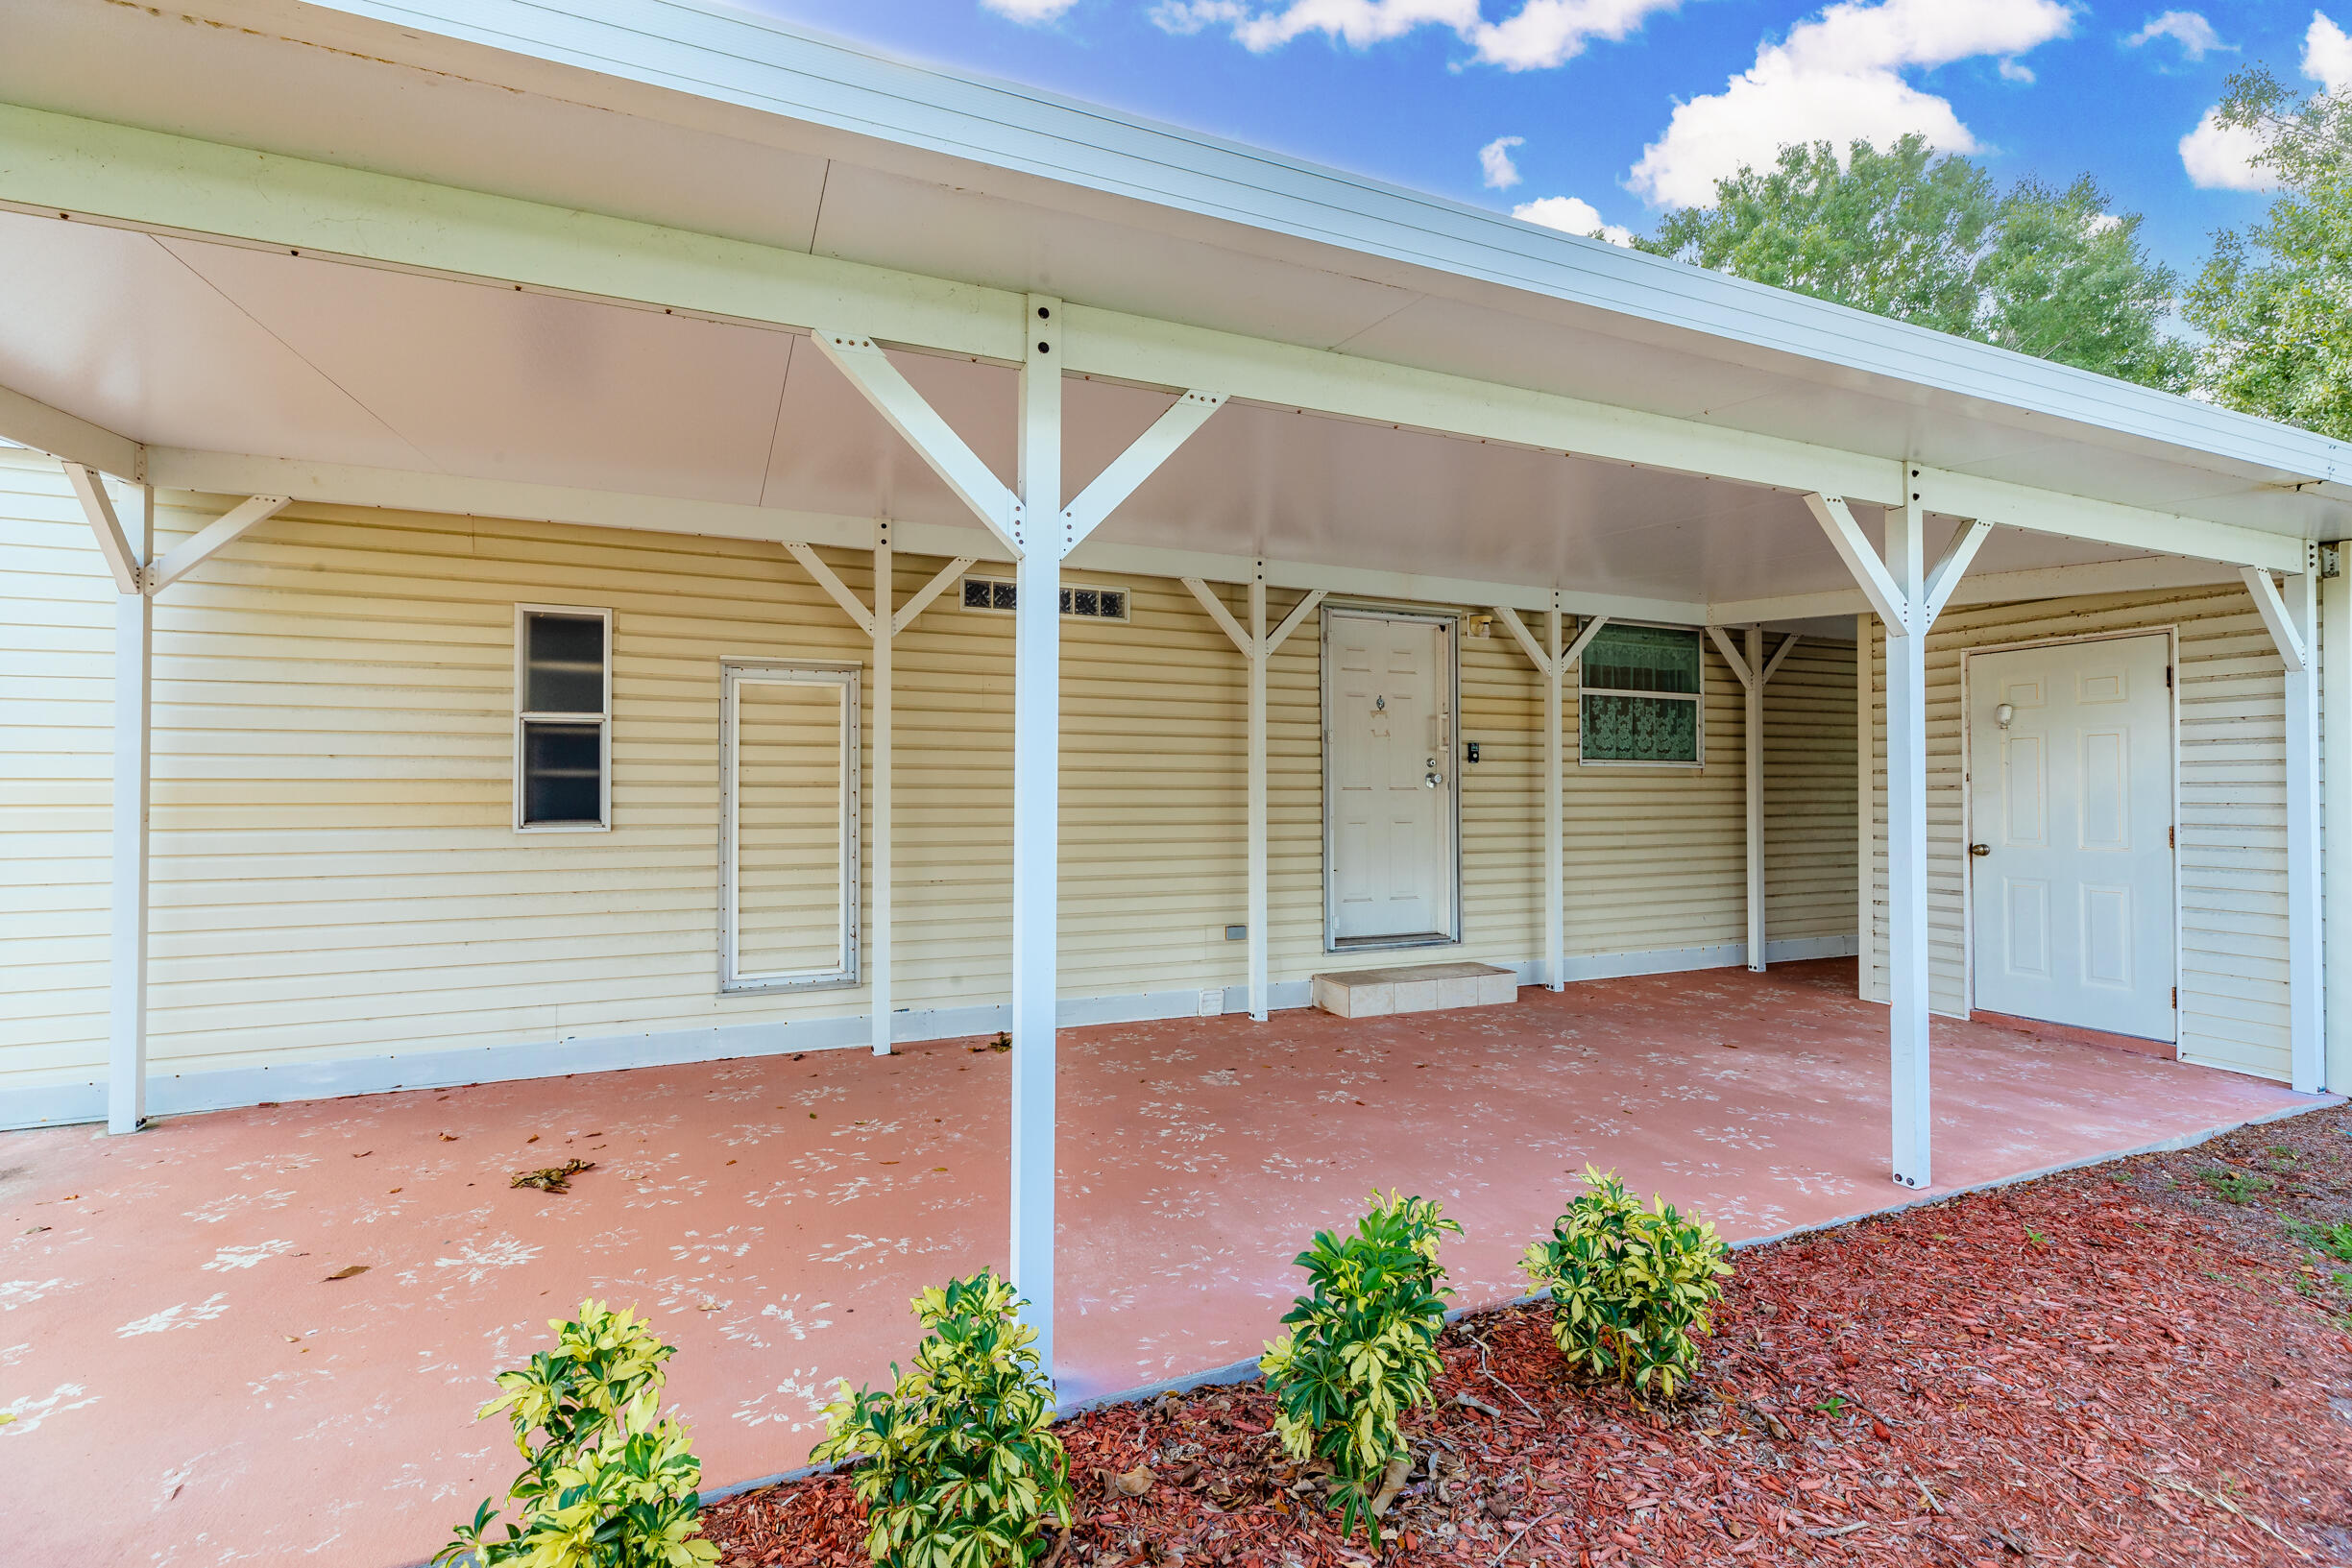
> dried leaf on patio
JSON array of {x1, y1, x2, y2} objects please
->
[
  {"x1": 511, "y1": 1159, "x2": 595, "y2": 1194},
  {"x1": 325, "y1": 1265, "x2": 369, "y2": 1281}
]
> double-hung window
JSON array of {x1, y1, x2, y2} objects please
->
[
  {"x1": 1579, "y1": 622, "x2": 1704, "y2": 766},
  {"x1": 515, "y1": 605, "x2": 612, "y2": 831}
]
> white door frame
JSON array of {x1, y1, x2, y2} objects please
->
[
  {"x1": 1957, "y1": 626, "x2": 2182, "y2": 1039},
  {"x1": 718, "y1": 658, "x2": 863, "y2": 994},
  {"x1": 1320, "y1": 602, "x2": 1464, "y2": 953}
]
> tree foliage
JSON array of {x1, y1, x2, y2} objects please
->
[
  {"x1": 2183, "y1": 66, "x2": 2352, "y2": 439},
  {"x1": 1637, "y1": 135, "x2": 2194, "y2": 394}
]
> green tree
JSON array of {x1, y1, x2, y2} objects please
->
[
  {"x1": 1637, "y1": 134, "x2": 2194, "y2": 393},
  {"x1": 2184, "y1": 67, "x2": 2352, "y2": 438}
]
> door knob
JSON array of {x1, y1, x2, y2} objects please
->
[
  {"x1": 1424, "y1": 771, "x2": 1443, "y2": 788},
  {"x1": 1969, "y1": 843, "x2": 1990, "y2": 857}
]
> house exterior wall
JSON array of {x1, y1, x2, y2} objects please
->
[
  {"x1": 1, "y1": 454, "x2": 1857, "y2": 1119},
  {"x1": 1861, "y1": 584, "x2": 2299, "y2": 1082}
]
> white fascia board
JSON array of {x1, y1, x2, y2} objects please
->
[
  {"x1": 1917, "y1": 465, "x2": 2301, "y2": 574},
  {"x1": 1711, "y1": 555, "x2": 2244, "y2": 622},
  {"x1": 304, "y1": 0, "x2": 2352, "y2": 486},
  {"x1": 0, "y1": 381, "x2": 142, "y2": 478}
]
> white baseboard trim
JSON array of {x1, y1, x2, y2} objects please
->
[{"x1": 0, "y1": 936, "x2": 1862, "y2": 1131}]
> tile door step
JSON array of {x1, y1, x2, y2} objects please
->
[{"x1": 1311, "y1": 961, "x2": 1517, "y2": 1020}]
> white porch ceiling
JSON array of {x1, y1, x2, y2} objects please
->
[
  {"x1": 0, "y1": 0, "x2": 2344, "y2": 557},
  {"x1": 0, "y1": 210, "x2": 2151, "y2": 610}
]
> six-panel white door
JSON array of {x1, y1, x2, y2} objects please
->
[
  {"x1": 1967, "y1": 634, "x2": 2175, "y2": 1041},
  {"x1": 1326, "y1": 609, "x2": 1456, "y2": 946}
]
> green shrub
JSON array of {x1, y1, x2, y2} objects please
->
[
  {"x1": 436, "y1": 1299, "x2": 718, "y2": 1568},
  {"x1": 1519, "y1": 1167, "x2": 1733, "y2": 1401},
  {"x1": 812, "y1": 1270, "x2": 1073, "y2": 1568},
  {"x1": 1260, "y1": 1190, "x2": 1462, "y2": 1544}
]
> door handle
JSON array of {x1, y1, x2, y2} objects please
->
[
  {"x1": 1969, "y1": 843, "x2": 1990, "y2": 857},
  {"x1": 1424, "y1": 771, "x2": 1443, "y2": 788}
]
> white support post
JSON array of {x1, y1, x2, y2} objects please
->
[
  {"x1": 871, "y1": 524, "x2": 894, "y2": 1056},
  {"x1": 1881, "y1": 495, "x2": 1931, "y2": 1188},
  {"x1": 92, "y1": 478, "x2": 153, "y2": 1134},
  {"x1": 1247, "y1": 569, "x2": 1269, "y2": 1022},
  {"x1": 1008, "y1": 296, "x2": 1063, "y2": 1370},
  {"x1": 2323, "y1": 544, "x2": 2352, "y2": 1095},
  {"x1": 1191, "y1": 573, "x2": 1324, "y2": 1022},
  {"x1": 1745, "y1": 625, "x2": 1766, "y2": 972},
  {"x1": 828, "y1": 297, "x2": 1223, "y2": 1383},
  {"x1": 1708, "y1": 623, "x2": 1799, "y2": 974},
  {"x1": 2283, "y1": 554, "x2": 2325, "y2": 1093},
  {"x1": 1545, "y1": 600, "x2": 1564, "y2": 991},
  {"x1": 1855, "y1": 613, "x2": 1873, "y2": 1001}
]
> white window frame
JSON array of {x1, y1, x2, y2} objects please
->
[
  {"x1": 1577, "y1": 618, "x2": 1708, "y2": 770},
  {"x1": 514, "y1": 603, "x2": 614, "y2": 832},
  {"x1": 719, "y1": 660, "x2": 861, "y2": 994}
]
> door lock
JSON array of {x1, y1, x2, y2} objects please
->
[
  {"x1": 1424, "y1": 770, "x2": 1443, "y2": 788},
  {"x1": 1969, "y1": 843, "x2": 1990, "y2": 857}
]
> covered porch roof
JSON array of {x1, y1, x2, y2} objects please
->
[
  {"x1": 0, "y1": 0, "x2": 2340, "y2": 613},
  {"x1": 0, "y1": 961, "x2": 2322, "y2": 1565}
]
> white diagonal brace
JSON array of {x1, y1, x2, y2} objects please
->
[
  {"x1": 1061, "y1": 391, "x2": 1225, "y2": 551},
  {"x1": 145, "y1": 495, "x2": 291, "y2": 593},
  {"x1": 1806, "y1": 494, "x2": 1910, "y2": 631},
  {"x1": 1707, "y1": 624, "x2": 1755, "y2": 689},
  {"x1": 812, "y1": 332, "x2": 1023, "y2": 555},
  {"x1": 1921, "y1": 519, "x2": 1994, "y2": 627},
  {"x1": 1265, "y1": 589, "x2": 1326, "y2": 655},
  {"x1": 1182, "y1": 576, "x2": 1253, "y2": 656},
  {"x1": 1494, "y1": 605, "x2": 1555, "y2": 676},
  {"x1": 64, "y1": 462, "x2": 139, "y2": 594},
  {"x1": 786, "y1": 542, "x2": 876, "y2": 637},
  {"x1": 893, "y1": 555, "x2": 978, "y2": 636},
  {"x1": 2243, "y1": 566, "x2": 2309, "y2": 673},
  {"x1": 1564, "y1": 614, "x2": 1612, "y2": 667},
  {"x1": 1760, "y1": 632, "x2": 1802, "y2": 685}
]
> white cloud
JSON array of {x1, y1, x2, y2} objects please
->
[
  {"x1": 982, "y1": 0, "x2": 1080, "y2": 20},
  {"x1": 2178, "y1": 11, "x2": 2350, "y2": 189},
  {"x1": 2125, "y1": 12, "x2": 2230, "y2": 62},
  {"x1": 2306, "y1": 10, "x2": 2352, "y2": 93},
  {"x1": 1513, "y1": 194, "x2": 1637, "y2": 245},
  {"x1": 2180, "y1": 107, "x2": 2274, "y2": 189},
  {"x1": 1151, "y1": 0, "x2": 1684, "y2": 71},
  {"x1": 1627, "y1": 0, "x2": 2074, "y2": 208},
  {"x1": 1479, "y1": 134, "x2": 1526, "y2": 188}
]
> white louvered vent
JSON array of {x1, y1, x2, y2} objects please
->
[{"x1": 959, "y1": 575, "x2": 1129, "y2": 622}]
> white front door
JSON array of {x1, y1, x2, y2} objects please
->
[
  {"x1": 1967, "y1": 634, "x2": 2174, "y2": 1041},
  {"x1": 1326, "y1": 609, "x2": 1457, "y2": 946}
]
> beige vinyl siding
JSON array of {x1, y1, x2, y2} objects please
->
[
  {"x1": 0, "y1": 457, "x2": 117, "y2": 1084},
  {"x1": 1, "y1": 469, "x2": 1859, "y2": 1095},
  {"x1": 1862, "y1": 585, "x2": 2296, "y2": 1081}
]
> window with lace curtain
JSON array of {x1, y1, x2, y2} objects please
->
[{"x1": 1579, "y1": 622, "x2": 1704, "y2": 765}]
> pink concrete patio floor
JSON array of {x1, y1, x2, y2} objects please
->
[{"x1": 0, "y1": 959, "x2": 2325, "y2": 1565}]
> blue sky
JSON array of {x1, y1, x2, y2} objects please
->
[{"x1": 739, "y1": 0, "x2": 2347, "y2": 276}]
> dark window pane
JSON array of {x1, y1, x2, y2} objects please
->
[
  {"x1": 1580, "y1": 693, "x2": 1698, "y2": 763},
  {"x1": 1072, "y1": 588, "x2": 1101, "y2": 616},
  {"x1": 991, "y1": 580, "x2": 1017, "y2": 611},
  {"x1": 1100, "y1": 590, "x2": 1126, "y2": 619},
  {"x1": 523, "y1": 721, "x2": 603, "y2": 824},
  {"x1": 962, "y1": 578, "x2": 992, "y2": 609},
  {"x1": 1058, "y1": 587, "x2": 1074, "y2": 614},
  {"x1": 525, "y1": 614, "x2": 605, "y2": 712},
  {"x1": 1583, "y1": 624, "x2": 1701, "y2": 696}
]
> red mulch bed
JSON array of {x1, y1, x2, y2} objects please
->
[{"x1": 703, "y1": 1105, "x2": 2352, "y2": 1567}]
